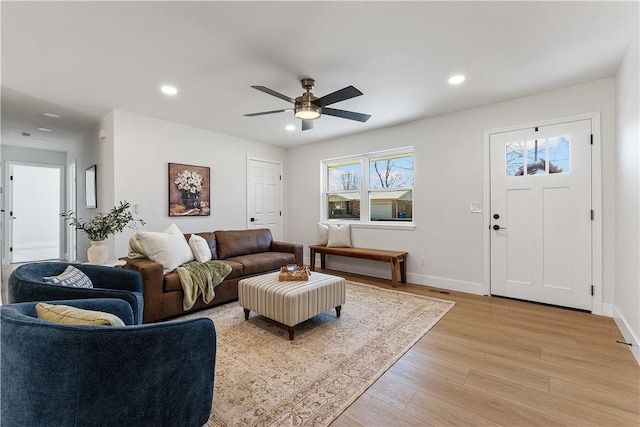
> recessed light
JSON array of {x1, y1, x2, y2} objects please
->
[
  {"x1": 285, "y1": 124, "x2": 296, "y2": 131},
  {"x1": 37, "y1": 127, "x2": 53, "y2": 132},
  {"x1": 161, "y1": 85, "x2": 178, "y2": 95},
  {"x1": 448, "y1": 75, "x2": 466, "y2": 85},
  {"x1": 43, "y1": 112, "x2": 61, "y2": 118}
]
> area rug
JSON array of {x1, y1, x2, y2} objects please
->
[{"x1": 182, "y1": 280, "x2": 455, "y2": 427}]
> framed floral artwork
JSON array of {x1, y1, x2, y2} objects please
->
[{"x1": 168, "y1": 163, "x2": 210, "y2": 216}]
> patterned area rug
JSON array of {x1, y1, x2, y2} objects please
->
[{"x1": 183, "y1": 280, "x2": 455, "y2": 427}]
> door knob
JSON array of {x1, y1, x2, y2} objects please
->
[
  {"x1": 493, "y1": 214, "x2": 500, "y2": 219},
  {"x1": 250, "y1": 217, "x2": 255, "y2": 222},
  {"x1": 492, "y1": 224, "x2": 506, "y2": 230}
]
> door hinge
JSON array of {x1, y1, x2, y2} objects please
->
[
  {"x1": 10, "y1": 175, "x2": 13, "y2": 181},
  {"x1": 279, "y1": 175, "x2": 282, "y2": 181},
  {"x1": 9, "y1": 247, "x2": 12, "y2": 252},
  {"x1": 280, "y1": 211, "x2": 282, "y2": 216},
  {"x1": 591, "y1": 285, "x2": 594, "y2": 296},
  {"x1": 590, "y1": 134, "x2": 593, "y2": 145},
  {"x1": 534, "y1": 126, "x2": 539, "y2": 132},
  {"x1": 590, "y1": 210, "x2": 594, "y2": 220}
]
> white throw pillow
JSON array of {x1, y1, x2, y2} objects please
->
[
  {"x1": 327, "y1": 224, "x2": 351, "y2": 247},
  {"x1": 189, "y1": 234, "x2": 212, "y2": 263},
  {"x1": 42, "y1": 265, "x2": 93, "y2": 288},
  {"x1": 316, "y1": 223, "x2": 329, "y2": 245},
  {"x1": 137, "y1": 223, "x2": 194, "y2": 273}
]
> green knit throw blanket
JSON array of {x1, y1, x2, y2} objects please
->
[{"x1": 176, "y1": 260, "x2": 232, "y2": 310}]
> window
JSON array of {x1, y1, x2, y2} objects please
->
[
  {"x1": 323, "y1": 148, "x2": 414, "y2": 223},
  {"x1": 506, "y1": 136, "x2": 570, "y2": 176}
]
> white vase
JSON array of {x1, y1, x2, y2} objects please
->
[{"x1": 87, "y1": 240, "x2": 109, "y2": 264}]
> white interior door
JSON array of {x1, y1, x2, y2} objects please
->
[
  {"x1": 490, "y1": 119, "x2": 592, "y2": 310},
  {"x1": 247, "y1": 158, "x2": 282, "y2": 240},
  {"x1": 10, "y1": 163, "x2": 62, "y2": 263}
]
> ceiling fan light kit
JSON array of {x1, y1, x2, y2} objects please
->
[{"x1": 246, "y1": 78, "x2": 371, "y2": 131}]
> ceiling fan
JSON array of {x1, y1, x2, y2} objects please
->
[{"x1": 244, "y1": 78, "x2": 371, "y2": 131}]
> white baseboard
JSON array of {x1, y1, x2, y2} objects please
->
[
  {"x1": 304, "y1": 256, "x2": 486, "y2": 296},
  {"x1": 612, "y1": 305, "x2": 640, "y2": 365}
]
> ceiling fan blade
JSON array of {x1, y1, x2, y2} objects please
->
[
  {"x1": 244, "y1": 108, "x2": 292, "y2": 117},
  {"x1": 251, "y1": 86, "x2": 295, "y2": 103},
  {"x1": 322, "y1": 107, "x2": 371, "y2": 123},
  {"x1": 302, "y1": 120, "x2": 314, "y2": 131},
  {"x1": 313, "y1": 86, "x2": 363, "y2": 107}
]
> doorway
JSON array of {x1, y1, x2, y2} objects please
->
[
  {"x1": 247, "y1": 158, "x2": 283, "y2": 240},
  {"x1": 8, "y1": 162, "x2": 63, "y2": 263},
  {"x1": 489, "y1": 118, "x2": 593, "y2": 310}
]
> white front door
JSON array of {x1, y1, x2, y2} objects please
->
[
  {"x1": 490, "y1": 119, "x2": 592, "y2": 310},
  {"x1": 247, "y1": 158, "x2": 282, "y2": 240}
]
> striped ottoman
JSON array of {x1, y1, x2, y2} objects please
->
[{"x1": 238, "y1": 271, "x2": 346, "y2": 340}]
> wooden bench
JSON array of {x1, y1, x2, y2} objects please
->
[{"x1": 309, "y1": 245, "x2": 408, "y2": 287}]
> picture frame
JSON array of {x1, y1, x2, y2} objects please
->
[
  {"x1": 168, "y1": 163, "x2": 211, "y2": 216},
  {"x1": 85, "y1": 165, "x2": 97, "y2": 209}
]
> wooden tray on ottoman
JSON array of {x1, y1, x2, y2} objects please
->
[{"x1": 278, "y1": 265, "x2": 310, "y2": 281}]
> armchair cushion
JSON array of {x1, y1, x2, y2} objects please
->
[
  {"x1": 35, "y1": 302, "x2": 125, "y2": 326},
  {"x1": 42, "y1": 265, "x2": 93, "y2": 288}
]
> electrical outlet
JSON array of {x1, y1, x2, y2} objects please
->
[
  {"x1": 420, "y1": 257, "x2": 426, "y2": 266},
  {"x1": 133, "y1": 203, "x2": 140, "y2": 214}
]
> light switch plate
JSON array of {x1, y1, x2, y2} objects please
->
[{"x1": 470, "y1": 202, "x2": 482, "y2": 213}]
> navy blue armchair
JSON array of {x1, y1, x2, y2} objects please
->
[
  {"x1": 8, "y1": 262, "x2": 144, "y2": 324},
  {"x1": 1, "y1": 298, "x2": 216, "y2": 427}
]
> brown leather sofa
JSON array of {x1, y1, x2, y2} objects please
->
[{"x1": 122, "y1": 229, "x2": 303, "y2": 323}]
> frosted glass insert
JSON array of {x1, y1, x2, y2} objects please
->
[
  {"x1": 506, "y1": 142, "x2": 524, "y2": 176},
  {"x1": 547, "y1": 136, "x2": 570, "y2": 174}
]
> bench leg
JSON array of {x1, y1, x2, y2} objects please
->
[
  {"x1": 400, "y1": 258, "x2": 407, "y2": 283},
  {"x1": 310, "y1": 248, "x2": 316, "y2": 271},
  {"x1": 391, "y1": 258, "x2": 400, "y2": 287},
  {"x1": 320, "y1": 253, "x2": 326, "y2": 269}
]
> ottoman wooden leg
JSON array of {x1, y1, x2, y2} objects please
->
[
  {"x1": 243, "y1": 308, "x2": 250, "y2": 320},
  {"x1": 335, "y1": 305, "x2": 342, "y2": 318},
  {"x1": 288, "y1": 326, "x2": 295, "y2": 341}
]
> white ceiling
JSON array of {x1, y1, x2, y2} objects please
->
[{"x1": 2, "y1": 1, "x2": 638, "y2": 151}]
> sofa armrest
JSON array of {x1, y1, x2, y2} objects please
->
[
  {"x1": 271, "y1": 241, "x2": 303, "y2": 265},
  {"x1": 122, "y1": 257, "x2": 165, "y2": 323}
]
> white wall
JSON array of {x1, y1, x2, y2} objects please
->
[
  {"x1": 110, "y1": 110, "x2": 288, "y2": 258},
  {"x1": 287, "y1": 79, "x2": 616, "y2": 301},
  {"x1": 65, "y1": 126, "x2": 101, "y2": 261},
  {"x1": 614, "y1": 32, "x2": 640, "y2": 363}
]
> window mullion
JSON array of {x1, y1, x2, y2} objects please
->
[{"x1": 361, "y1": 157, "x2": 369, "y2": 222}]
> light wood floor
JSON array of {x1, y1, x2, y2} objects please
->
[{"x1": 321, "y1": 269, "x2": 640, "y2": 427}]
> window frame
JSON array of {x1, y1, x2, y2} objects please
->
[{"x1": 321, "y1": 147, "x2": 414, "y2": 229}]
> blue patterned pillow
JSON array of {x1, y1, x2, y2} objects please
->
[{"x1": 42, "y1": 265, "x2": 93, "y2": 288}]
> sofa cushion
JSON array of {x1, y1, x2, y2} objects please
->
[
  {"x1": 164, "y1": 271, "x2": 182, "y2": 292},
  {"x1": 164, "y1": 260, "x2": 244, "y2": 292},
  {"x1": 226, "y1": 252, "x2": 296, "y2": 276},
  {"x1": 215, "y1": 229, "x2": 273, "y2": 259}
]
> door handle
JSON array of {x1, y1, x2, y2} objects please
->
[{"x1": 492, "y1": 224, "x2": 506, "y2": 230}]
